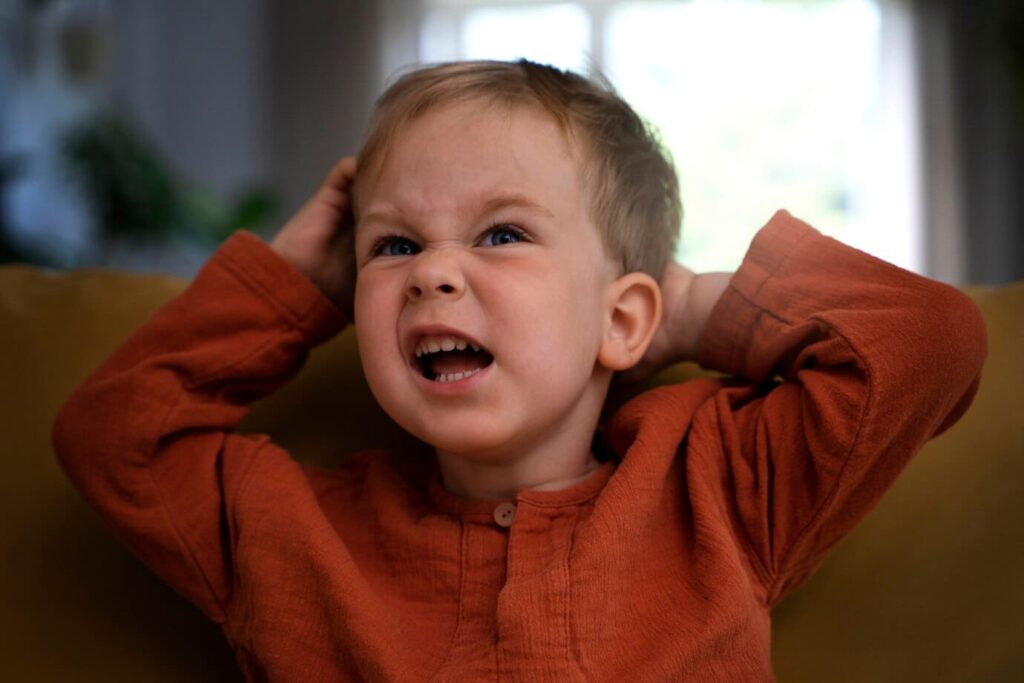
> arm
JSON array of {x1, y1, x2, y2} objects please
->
[
  {"x1": 694, "y1": 211, "x2": 987, "y2": 604},
  {"x1": 626, "y1": 210, "x2": 987, "y2": 604},
  {"x1": 52, "y1": 158, "x2": 356, "y2": 623}
]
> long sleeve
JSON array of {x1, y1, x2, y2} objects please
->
[
  {"x1": 52, "y1": 231, "x2": 346, "y2": 623},
  {"x1": 691, "y1": 210, "x2": 987, "y2": 606}
]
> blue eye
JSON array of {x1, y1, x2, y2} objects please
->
[
  {"x1": 373, "y1": 236, "x2": 421, "y2": 257},
  {"x1": 483, "y1": 224, "x2": 527, "y2": 246}
]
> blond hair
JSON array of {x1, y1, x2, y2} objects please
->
[{"x1": 356, "y1": 59, "x2": 681, "y2": 277}]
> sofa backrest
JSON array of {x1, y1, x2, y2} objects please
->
[{"x1": 1, "y1": 264, "x2": 1021, "y2": 681}]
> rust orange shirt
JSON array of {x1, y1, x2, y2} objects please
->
[{"x1": 53, "y1": 211, "x2": 987, "y2": 681}]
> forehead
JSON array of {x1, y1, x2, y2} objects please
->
[
  {"x1": 363, "y1": 95, "x2": 578, "y2": 170},
  {"x1": 356, "y1": 100, "x2": 587, "y2": 219}
]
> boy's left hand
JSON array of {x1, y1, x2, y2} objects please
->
[
  {"x1": 615, "y1": 263, "x2": 732, "y2": 387},
  {"x1": 615, "y1": 261, "x2": 696, "y2": 387}
]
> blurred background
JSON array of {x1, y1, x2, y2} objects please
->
[{"x1": 0, "y1": 0, "x2": 1021, "y2": 283}]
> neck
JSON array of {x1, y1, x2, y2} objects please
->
[{"x1": 436, "y1": 441, "x2": 604, "y2": 501}]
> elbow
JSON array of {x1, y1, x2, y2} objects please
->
[
  {"x1": 914, "y1": 285, "x2": 988, "y2": 435},
  {"x1": 860, "y1": 281, "x2": 989, "y2": 440},
  {"x1": 934, "y1": 285, "x2": 989, "y2": 381},
  {"x1": 51, "y1": 385, "x2": 89, "y2": 479},
  {"x1": 51, "y1": 377, "x2": 114, "y2": 484}
]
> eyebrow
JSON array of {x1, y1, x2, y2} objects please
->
[
  {"x1": 479, "y1": 194, "x2": 555, "y2": 220},
  {"x1": 360, "y1": 193, "x2": 555, "y2": 230}
]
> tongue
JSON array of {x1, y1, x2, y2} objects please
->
[{"x1": 428, "y1": 350, "x2": 491, "y2": 376}]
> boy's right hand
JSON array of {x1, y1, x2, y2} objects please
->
[{"x1": 270, "y1": 156, "x2": 358, "y2": 317}]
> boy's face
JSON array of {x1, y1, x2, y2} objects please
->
[{"x1": 353, "y1": 101, "x2": 621, "y2": 463}]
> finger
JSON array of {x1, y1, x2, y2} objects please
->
[
  {"x1": 322, "y1": 155, "x2": 357, "y2": 192},
  {"x1": 314, "y1": 156, "x2": 358, "y2": 216}
]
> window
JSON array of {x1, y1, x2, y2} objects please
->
[
  {"x1": 407, "y1": 0, "x2": 922, "y2": 274},
  {"x1": 422, "y1": 3, "x2": 592, "y2": 73}
]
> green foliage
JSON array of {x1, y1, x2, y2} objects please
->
[
  {"x1": 60, "y1": 111, "x2": 278, "y2": 246},
  {"x1": 61, "y1": 113, "x2": 179, "y2": 241}
]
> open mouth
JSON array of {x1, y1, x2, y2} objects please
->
[{"x1": 413, "y1": 336, "x2": 495, "y2": 383}]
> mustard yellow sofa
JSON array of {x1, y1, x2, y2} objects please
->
[{"x1": 2, "y1": 261, "x2": 1021, "y2": 682}]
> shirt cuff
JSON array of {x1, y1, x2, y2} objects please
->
[
  {"x1": 211, "y1": 230, "x2": 347, "y2": 346},
  {"x1": 696, "y1": 210, "x2": 817, "y2": 375}
]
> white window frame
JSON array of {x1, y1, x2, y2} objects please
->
[{"x1": 377, "y1": 0, "x2": 961, "y2": 280}]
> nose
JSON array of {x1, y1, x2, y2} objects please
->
[{"x1": 405, "y1": 249, "x2": 466, "y2": 302}]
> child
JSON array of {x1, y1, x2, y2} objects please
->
[{"x1": 53, "y1": 60, "x2": 987, "y2": 681}]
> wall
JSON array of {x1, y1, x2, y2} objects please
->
[
  {"x1": 267, "y1": 0, "x2": 381, "y2": 216},
  {"x1": 2, "y1": 0, "x2": 1021, "y2": 281},
  {"x1": 109, "y1": 0, "x2": 272, "y2": 202},
  {"x1": 948, "y1": 0, "x2": 1024, "y2": 284}
]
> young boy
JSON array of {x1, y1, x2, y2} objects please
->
[{"x1": 53, "y1": 60, "x2": 987, "y2": 681}]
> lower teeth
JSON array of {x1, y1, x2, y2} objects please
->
[{"x1": 435, "y1": 367, "x2": 483, "y2": 383}]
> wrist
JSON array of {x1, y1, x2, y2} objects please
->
[
  {"x1": 675, "y1": 271, "x2": 732, "y2": 362},
  {"x1": 657, "y1": 263, "x2": 698, "y2": 362}
]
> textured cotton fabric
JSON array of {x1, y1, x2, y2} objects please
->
[{"x1": 53, "y1": 211, "x2": 987, "y2": 681}]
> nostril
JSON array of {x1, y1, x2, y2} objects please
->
[{"x1": 438, "y1": 284, "x2": 455, "y2": 294}]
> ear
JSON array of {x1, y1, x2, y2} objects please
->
[{"x1": 597, "y1": 272, "x2": 662, "y2": 371}]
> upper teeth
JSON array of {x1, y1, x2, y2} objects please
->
[{"x1": 415, "y1": 336, "x2": 480, "y2": 357}]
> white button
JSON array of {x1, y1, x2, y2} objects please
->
[{"x1": 493, "y1": 502, "x2": 517, "y2": 528}]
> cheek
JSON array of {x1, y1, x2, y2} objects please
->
[
  {"x1": 554, "y1": 265, "x2": 612, "y2": 369},
  {"x1": 494, "y1": 268, "x2": 605, "y2": 377},
  {"x1": 354, "y1": 269, "x2": 397, "y2": 325},
  {"x1": 354, "y1": 274, "x2": 400, "y2": 375}
]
